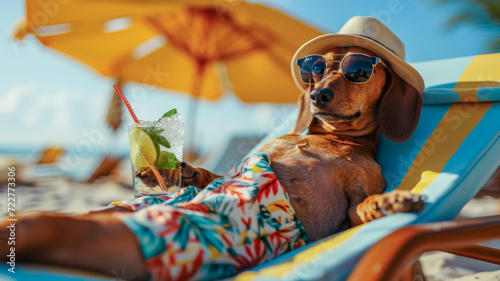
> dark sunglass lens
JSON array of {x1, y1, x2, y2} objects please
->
[
  {"x1": 311, "y1": 62, "x2": 326, "y2": 83},
  {"x1": 342, "y1": 54, "x2": 374, "y2": 83},
  {"x1": 299, "y1": 55, "x2": 326, "y2": 84}
]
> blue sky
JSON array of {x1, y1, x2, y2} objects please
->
[{"x1": 0, "y1": 0, "x2": 491, "y2": 157}]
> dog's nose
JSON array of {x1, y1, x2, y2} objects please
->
[{"x1": 310, "y1": 88, "x2": 334, "y2": 108}]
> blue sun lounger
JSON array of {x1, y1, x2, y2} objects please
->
[{"x1": 1, "y1": 53, "x2": 499, "y2": 281}]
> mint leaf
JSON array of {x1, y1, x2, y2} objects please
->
[
  {"x1": 158, "y1": 109, "x2": 177, "y2": 121},
  {"x1": 156, "y1": 135, "x2": 171, "y2": 148},
  {"x1": 155, "y1": 151, "x2": 179, "y2": 170},
  {"x1": 144, "y1": 127, "x2": 170, "y2": 148}
]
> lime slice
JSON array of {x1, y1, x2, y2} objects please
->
[{"x1": 129, "y1": 127, "x2": 159, "y2": 167}]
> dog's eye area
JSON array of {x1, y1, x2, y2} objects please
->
[{"x1": 312, "y1": 62, "x2": 325, "y2": 76}]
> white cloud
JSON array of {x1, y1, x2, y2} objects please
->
[
  {"x1": 0, "y1": 84, "x2": 34, "y2": 114},
  {"x1": 0, "y1": 85, "x2": 110, "y2": 147},
  {"x1": 22, "y1": 90, "x2": 71, "y2": 128}
]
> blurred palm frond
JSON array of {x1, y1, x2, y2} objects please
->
[{"x1": 435, "y1": 0, "x2": 500, "y2": 52}]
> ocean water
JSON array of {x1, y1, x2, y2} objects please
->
[{"x1": 0, "y1": 146, "x2": 129, "y2": 181}]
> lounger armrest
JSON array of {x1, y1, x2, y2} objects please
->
[
  {"x1": 445, "y1": 244, "x2": 500, "y2": 265},
  {"x1": 347, "y1": 215, "x2": 500, "y2": 281}
]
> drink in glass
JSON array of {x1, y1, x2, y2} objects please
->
[{"x1": 128, "y1": 110, "x2": 184, "y2": 197}]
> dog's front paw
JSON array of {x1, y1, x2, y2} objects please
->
[
  {"x1": 135, "y1": 165, "x2": 189, "y2": 189},
  {"x1": 135, "y1": 163, "x2": 211, "y2": 189},
  {"x1": 180, "y1": 161, "x2": 200, "y2": 187},
  {"x1": 372, "y1": 190, "x2": 425, "y2": 216},
  {"x1": 134, "y1": 167, "x2": 164, "y2": 187}
]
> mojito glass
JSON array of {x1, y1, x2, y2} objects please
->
[{"x1": 128, "y1": 111, "x2": 184, "y2": 197}]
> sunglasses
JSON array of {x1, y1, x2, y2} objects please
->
[{"x1": 296, "y1": 53, "x2": 383, "y2": 84}]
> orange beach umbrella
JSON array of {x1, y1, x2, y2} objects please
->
[{"x1": 14, "y1": 0, "x2": 323, "y2": 134}]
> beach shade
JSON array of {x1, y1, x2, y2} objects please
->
[{"x1": 13, "y1": 0, "x2": 323, "y2": 135}]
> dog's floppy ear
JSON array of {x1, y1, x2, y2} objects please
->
[
  {"x1": 378, "y1": 68, "x2": 423, "y2": 142},
  {"x1": 293, "y1": 88, "x2": 313, "y2": 134}
]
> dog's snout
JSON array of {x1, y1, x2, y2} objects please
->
[{"x1": 310, "y1": 88, "x2": 334, "y2": 108}]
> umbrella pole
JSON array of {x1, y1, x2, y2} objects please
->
[
  {"x1": 186, "y1": 61, "x2": 207, "y2": 162},
  {"x1": 107, "y1": 79, "x2": 123, "y2": 132}
]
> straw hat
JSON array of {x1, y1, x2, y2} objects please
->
[{"x1": 291, "y1": 16, "x2": 424, "y2": 95}]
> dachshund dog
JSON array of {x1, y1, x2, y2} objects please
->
[
  {"x1": 0, "y1": 46, "x2": 424, "y2": 279},
  {"x1": 166, "y1": 46, "x2": 425, "y2": 241}
]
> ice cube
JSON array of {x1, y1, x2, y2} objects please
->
[
  {"x1": 158, "y1": 113, "x2": 184, "y2": 162},
  {"x1": 138, "y1": 120, "x2": 156, "y2": 127}
]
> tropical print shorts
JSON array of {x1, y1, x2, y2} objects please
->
[{"x1": 114, "y1": 153, "x2": 308, "y2": 281}]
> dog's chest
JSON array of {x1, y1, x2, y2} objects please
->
[
  {"x1": 259, "y1": 135, "x2": 356, "y2": 175},
  {"x1": 258, "y1": 136, "x2": 359, "y2": 209},
  {"x1": 261, "y1": 135, "x2": 354, "y2": 159}
]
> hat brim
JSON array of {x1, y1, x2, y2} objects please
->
[{"x1": 291, "y1": 34, "x2": 425, "y2": 95}]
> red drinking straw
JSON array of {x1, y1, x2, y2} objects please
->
[
  {"x1": 113, "y1": 84, "x2": 140, "y2": 124},
  {"x1": 113, "y1": 84, "x2": 169, "y2": 191}
]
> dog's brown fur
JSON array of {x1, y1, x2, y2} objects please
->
[{"x1": 0, "y1": 46, "x2": 424, "y2": 279}]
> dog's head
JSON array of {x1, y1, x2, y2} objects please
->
[{"x1": 294, "y1": 46, "x2": 422, "y2": 142}]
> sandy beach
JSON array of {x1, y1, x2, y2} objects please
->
[{"x1": 420, "y1": 195, "x2": 500, "y2": 281}]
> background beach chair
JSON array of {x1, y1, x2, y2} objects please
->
[
  {"x1": 85, "y1": 156, "x2": 123, "y2": 184},
  {"x1": 234, "y1": 52, "x2": 500, "y2": 281},
  {"x1": 0, "y1": 147, "x2": 65, "y2": 186},
  {"x1": 0, "y1": 53, "x2": 499, "y2": 280},
  {"x1": 55, "y1": 155, "x2": 128, "y2": 185},
  {"x1": 36, "y1": 147, "x2": 65, "y2": 165}
]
